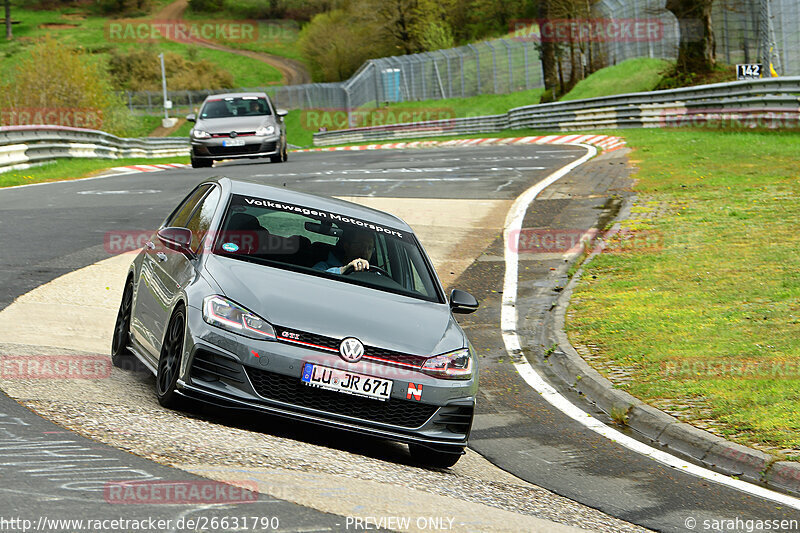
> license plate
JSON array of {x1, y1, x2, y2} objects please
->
[
  {"x1": 222, "y1": 139, "x2": 245, "y2": 147},
  {"x1": 301, "y1": 363, "x2": 392, "y2": 401}
]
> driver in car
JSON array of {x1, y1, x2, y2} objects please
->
[
  {"x1": 313, "y1": 228, "x2": 374, "y2": 274},
  {"x1": 248, "y1": 99, "x2": 263, "y2": 115}
]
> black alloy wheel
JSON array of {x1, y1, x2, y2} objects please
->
[{"x1": 156, "y1": 306, "x2": 186, "y2": 408}]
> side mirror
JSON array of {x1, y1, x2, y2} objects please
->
[
  {"x1": 157, "y1": 227, "x2": 193, "y2": 255},
  {"x1": 450, "y1": 289, "x2": 478, "y2": 314},
  {"x1": 186, "y1": 113, "x2": 196, "y2": 122},
  {"x1": 276, "y1": 109, "x2": 288, "y2": 118}
]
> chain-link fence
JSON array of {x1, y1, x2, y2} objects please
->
[{"x1": 124, "y1": 0, "x2": 798, "y2": 119}]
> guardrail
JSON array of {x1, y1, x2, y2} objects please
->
[
  {"x1": 312, "y1": 77, "x2": 800, "y2": 146},
  {"x1": 0, "y1": 125, "x2": 189, "y2": 174}
]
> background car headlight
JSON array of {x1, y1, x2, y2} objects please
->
[
  {"x1": 191, "y1": 129, "x2": 211, "y2": 139},
  {"x1": 421, "y1": 348, "x2": 472, "y2": 379},
  {"x1": 203, "y1": 295, "x2": 276, "y2": 340},
  {"x1": 255, "y1": 125, "x2": 275, "y2": 136}
]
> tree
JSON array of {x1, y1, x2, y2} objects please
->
[
  {"x1": 299, "y1": 8, "x2": 394, "y2": 81},
  {"x1": 665, "y1": 0, "x2": 715, "y2": 74},
  {"x1": 5, "y1": 0, "x2": 11, "y2": 41},
  {"x1": 0, "y1": 36, "x2": 136, "y2": 135}
]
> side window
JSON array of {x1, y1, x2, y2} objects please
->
[
  {"x1": 186, "y1": 186, "x2": 222, "y2": 252},
  {"x1": 166, "y1": 185, "x2": 211, "y2": 228}
]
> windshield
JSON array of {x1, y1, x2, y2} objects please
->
[
  {"x1": 199, "y1": 96, "x2": 271, "y2": 119},
  {"x1": 213, "y1": 194, "x2": 443, "y2": 303}
]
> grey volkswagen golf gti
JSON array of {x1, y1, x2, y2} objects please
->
[
  {"x1": 187, "y1": 93, "x2": 288, "y2": 169},
  {"x1": 112, "y1": 178, "x2": 479, "y2": 467}
]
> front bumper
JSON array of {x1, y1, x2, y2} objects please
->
[
  {"x1": 191, "y1": 135, "x2": 281, "y2": 159},
  {"x1": 179, "y1": 308, "x2": 476, "y2": 451}
]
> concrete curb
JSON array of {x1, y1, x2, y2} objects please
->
[{"x1": 535, "y1": 155, "x2": 800, "y2": 498}]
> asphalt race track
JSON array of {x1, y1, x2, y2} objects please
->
[{"x1": 1, "y1": 146, "x2": 799, "y2": 532}]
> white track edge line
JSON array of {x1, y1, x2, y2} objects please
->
[{"x1": 501, "y1": 142, "x2": 800, "y2": 510}]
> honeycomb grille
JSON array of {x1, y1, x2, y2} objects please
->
[
  {"x1": 245, "y1": 366, "x2": 438, "y2": 428},
  {"x1": 274, "y1": 325, "x2": 427, "y2": 368}
]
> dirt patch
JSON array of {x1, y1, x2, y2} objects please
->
[
  {"x1": 39, "y1": 23, "x2": 79, "y2": 29},
  {"x1": 148, "y1": 118, "x2": 186, "y2": 137}
]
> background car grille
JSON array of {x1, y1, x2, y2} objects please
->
[
  {"x1": 207, "y1": 143, "x2": 272, "y2": 156},
  {"x1": 274, "y1": 325, "x2": 428, "y2": 368},
  {"x1": 245, "y1": 366, "x2": 438, "y2": 428}
]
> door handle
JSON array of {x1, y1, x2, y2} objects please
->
[{"x1": 156, "y1": 252, "x2": 168, "y2": 262}]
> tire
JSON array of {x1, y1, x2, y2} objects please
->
[
  {"x1": 270, "y1": 141, "x2": 288, "y2": 163},
  {"x1": 156, "y1": 305, "x2": 186, "y2": 409},
  {"x1": 191, "y1": 156, "x2": 212, "y2": 168},
  {"x1": 408, "y1": 443, "x2": 463, "y2": 468},
  {"x1": 111, "y1": 278, "x2": 135, "y2": 369}
]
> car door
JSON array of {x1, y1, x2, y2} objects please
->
[
  {"x1": 150, "y1": 185, "x2": 222, "y2": 356},
  {"x1": 131, "y1": 185, "x2": 210, "y2": 361}
]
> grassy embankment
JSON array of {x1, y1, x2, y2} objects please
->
[
  {"x1": 567, "y1": 129, "x2": 800, "y2": 459},
  {"x1": 0, "y1": 3, "x2": 283, "y2": 86}
]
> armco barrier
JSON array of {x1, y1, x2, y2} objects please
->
[
  {"x1": 312, "y1": 77, "x2": 800, "y2": 146},
  {"x1": 0, "y1": 125, "x2": 189, "y2": 174}
]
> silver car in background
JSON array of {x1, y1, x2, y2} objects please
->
[{"x1": 187, "y1": 93, "x2": 288, "y2": 169}]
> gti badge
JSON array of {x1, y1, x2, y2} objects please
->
[{"x1": 339, "y1": 337, "x2": 364, "y2": 363}]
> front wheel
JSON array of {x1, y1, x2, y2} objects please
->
[
  {"x1": 156, "y1": 306, "x2": 186, "y2": 408},
  {"x1": 408, "y1": 443, "x2": 463, "y2": 468},
  {"x1": 111, "y1": 278, "x2": 134, "y2": 369},
  {"x1": 270, "y1": 141, "x2": 288, "y2": 163},
  {"x1": 191, "y1": 156, "x2": 213, "y2": 168}
]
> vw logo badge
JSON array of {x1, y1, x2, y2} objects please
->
[
  {"x1": 230, "y1": 131, "x2": 238, "y2": 138},
  {"x1": 339, "y1": 337, "x2": 364, "y2": 363}
]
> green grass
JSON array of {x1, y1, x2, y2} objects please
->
[
  {"x1": 566, "y1": 129, "x2": 800, "y2": 459},
  {"x1": 0, "y1": 156, "x2": 189, "y2": 188},
  {"x1": 0, "y1": 2, "x2": 281, "y2": 88},
  {"x1": 179, "y1": 12, "x2": 306, "y2": 64},
  {"x1": 128, "y1": 115, "x2": 165, "y2": 137},
  {"x1": 168, "y1": 120, "x2": 194, "y2": 137},
  {"x1": 560, "y1": 58, "x2": 672, "y2": 101}
]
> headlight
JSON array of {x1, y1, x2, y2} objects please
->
[
  {"x1": 192, "y1": 129, "x2": 211, "y2": 139},
  {"x1": 421, "y1": 348, "x2": 472, "y2": 380},
  {"x1": 255, "y1": 125, "x2": 275, "y2": 136},
  {"x1": 202, "y1": 295, "x2": 276, "y2": 340}
]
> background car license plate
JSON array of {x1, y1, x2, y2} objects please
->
[
  {"x1": 223, "y1": 139, "x2": 245, "y2": 147},
  {"x1": 301, "y1": 363, "x2": 392, "y2": 401}
]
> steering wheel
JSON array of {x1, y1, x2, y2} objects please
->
[{"x1": 341, "y1": 263, "x2": 390, "y2": 277}]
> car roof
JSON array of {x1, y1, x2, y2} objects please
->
[
  {"x1": 203, "y1": 92, "x2": 270, "y2": 101},
  {"x1": 217, "y1": 178, "x2": 414, "y2": 233}
]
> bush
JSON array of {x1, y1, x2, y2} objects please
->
[
  {"x1": 108, "y1": 48, "x2": 235, "y2": 91},
  {"x1": 0, "y1": 36, "x2": 140, "y2": 136},
  {"x1": 94, "y1": 0, "x2": 152, "y2": 16},
  {"x1": 299, "y1": 9, "x2": 394, "y2": 82}
]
